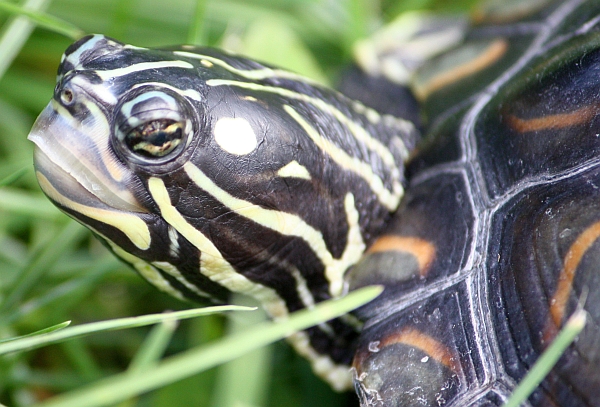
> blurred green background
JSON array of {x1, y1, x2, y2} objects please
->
[{"x1": 0, "y1": 0, "x2": 477, "y2": 406}]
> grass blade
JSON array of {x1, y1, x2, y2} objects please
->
[
  {"x1": 503, "y1": 309, "x2": 587, "y2": 407},
  {"x1": 0, "y1": 0, "x2": 49, "y2": 79},
  {"x1": 0, "y1": 320, "x2": 71, "y2": 344},
  {"x1": 4, "y1": 257, "x2": 120, "y2": 324},
  {"x1": 0, "y1": 305, "x2": 253, "y2": 355},
  {"x1": 0, "y1": 166, "x2": 28, "y2": 187},
  {"x1": 29, "y1": 286, "x2": 382, "y2": 407},
  {"x1": 187, "y1": 0, "x2": 208, "y2": 45},
  {"x1": 0, "y1": 221, "x2": 87, "y2": 315},
  {"x1": 0, "y1": 0, "x2": 83, "y2": 39},
  {"x1": 210, "y1": 297, "x2": 270, "y2": 407},
  {"x1": 126, "y1": 319, "x2": 179, "y2": 374}
]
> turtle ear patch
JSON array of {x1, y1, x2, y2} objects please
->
[{"x1": 213, "y1": 117, "x2": 258, "y2": 155}]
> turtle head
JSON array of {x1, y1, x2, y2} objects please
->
[
  {"x1": 29, "y1": 35, "x2": 200, "y2": 216},
  {"x1": 28, "y1": 34, "x2": 417, "y2": 389}
]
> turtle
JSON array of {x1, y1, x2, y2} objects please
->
[{"x1": 26, "y1": 0, "x2": 600, "y2": 405}]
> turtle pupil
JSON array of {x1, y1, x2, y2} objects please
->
[{"x1": 125, "y1": 119, "x2": 183, "y2": 158}]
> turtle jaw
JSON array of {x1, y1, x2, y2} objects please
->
[{"x1": 28, "y1": 102, "x2": 147, "y2": 215}]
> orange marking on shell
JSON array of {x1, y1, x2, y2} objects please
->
[
  {"x1": 505, "y1": 105, "x2": 598, "y2": 133},
  {"x1": 544, "y1": 220, "x2": 600, "y2": 341},
  {"x1": 415, "y1": 39, "x2": 508, "y2": 100},
  {"x1": 367, "y1": 235, "x2": 436, "y2": 277},
  {"x1": 381, "y1": 327, "x2": 459, "y2": 372}
]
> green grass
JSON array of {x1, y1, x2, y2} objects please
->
[
  {"x1": 1, "y1": 287, "x2": 382, "y2": 407},
  {"x1": 0, "y1": 1, "x2": 557, "y2": 407}
]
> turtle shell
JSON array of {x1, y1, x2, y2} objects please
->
[{"x1": 348, "y1": 0, "x2": 600, "y2": 405}]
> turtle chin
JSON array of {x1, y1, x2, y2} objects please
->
[{"x1": 28, "y1": 102, "x2": 147, "y2": 214}]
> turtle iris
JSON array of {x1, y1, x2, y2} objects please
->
[
  {"x1": 113, "y1": 87, "x2": 194, "y2": 164},
  {"x1": 125, "y1": 119, "x2": 184, "y2": 158}
]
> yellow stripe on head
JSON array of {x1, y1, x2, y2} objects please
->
[
  {"x1": 146, "y1": 176, "x2": 289, "y2": 318},
  {"x1": 37, "y1": 172, "x2": 151, "y2": 250},
  {"x1": 182, "y1": 163, "x2": 365, "y2": 297},
  {"x1": 277, "y1": 160, "x2": 312, "y2": 180},
  {"x1": 107, "y1": 242, "x2": 186, "y2": 300},
  {"x1": 284, "y1": 105, "x2": 403, "y2": 211}
]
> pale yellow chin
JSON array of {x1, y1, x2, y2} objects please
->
[
  {"x1": 33, "y1": 161, "x2": 152, "y2": 251},
  {"x1": 28, "y1": 102, "x2": 147, "y2": 214}
]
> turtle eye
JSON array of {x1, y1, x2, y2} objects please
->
[
  {"x1": 113, "y1": 88, "x2": 194, "y2": 164},
  {"x1": 60, "y1": 88, "x2": 74, "y2": 105},
  {"x1": 125, "y1": 119, "x2": 184, "y2": 158}
]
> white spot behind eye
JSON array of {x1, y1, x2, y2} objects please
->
[
  {"x1": 277, "y1": 160, "x2": 311, "y2": 180},
  {"x1": 213, "y1": 117, "x2": 258, "y2": 155}
]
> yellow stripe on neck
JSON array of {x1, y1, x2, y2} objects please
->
[{"x1": 182, "y1": 162, "x2": 365, "y2": 297}]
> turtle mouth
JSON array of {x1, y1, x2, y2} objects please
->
[{"x1": 28, "y1": 102, "x2": 147, "y2": 214}]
